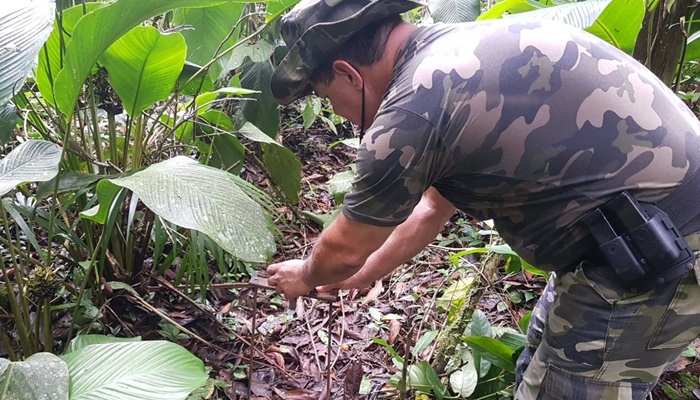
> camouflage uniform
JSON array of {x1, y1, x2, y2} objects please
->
[{"x1": 271, "y1": 3, "x2": 700, "y2": 398}]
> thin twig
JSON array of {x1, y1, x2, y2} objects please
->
[{"x1": 248, "y1": 287, "x2": 258, "y2": 400}]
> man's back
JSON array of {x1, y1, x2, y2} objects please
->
[{"x1": 345, "y1": 19, "x2": 700, "y2": 270}]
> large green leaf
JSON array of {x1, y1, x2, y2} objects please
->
[
  {"x1": 173, "y1": 4, "x2": 244, "y2": 81},
  {"x1": 429, "y1": 0, "x2": 481, "y2": 23},
  {"x1": 240, "y1": 122, "x2": 301, "y2": 204},
  {"x1": 262, "y1": 143, "x2": 302, "y2": 204},
  {"x1": 0, "y1": 1, "x2": 55, "y2": 106},
  {"x1": 463, "y1": 336, "x2": 516, "y2": 373},
  {"x1": 37, "y1": 3, "x2": 105, "y2": 106},
  {"x1": 61, "y1": 341, "x2": 207, "y2": 400},
  {"x1": 66, "y1": 334, "x2": 142, "y2": 354},
  {"x1": 585, "y1": 0, "x2": 644, "y2": 54},
  {"x1": 53, "y1": 0, "x2": 255, "y2": 116},
  {"x1": 686, "y1": 30, "x2": 700, "y2": 63},
  {"x1": 106, "y1": 156, "x2": 275, "y2": 262},
  {"x1": 241, "y1": 60, "x2": 280, "y2": 137},
  {"x1": 100, "y1": 26, "x2": 187, "y2": 116},
  {"x1": 0, "y1": 140, "x2": 62, "y2": 197},
  {"x1": 0, "y1": 0, "x2": 55, "y2": 132},
  {"x1": 449, "y1": 350, "x2": 478, "y2": 398},
  {"x1": 0, "y1": 353, "x2": 69, "y2": 400},
  {"x1": 224, "y1": 39, "x2": 277, "y2": 72}
]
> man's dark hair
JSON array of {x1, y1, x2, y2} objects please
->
[{"x1": 311, "y1": 14, "x2": 403, "y2": 86}]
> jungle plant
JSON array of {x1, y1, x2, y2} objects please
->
[
  {"x1": 0, "y1": 334, "x2": 207, "y2": 400},
  {"x1": 1, "y1": 0, "x2": 306, "y2": 360}
]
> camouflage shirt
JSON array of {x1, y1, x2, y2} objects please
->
[{"x1": 342, "y1": 19, "x2": 700, "y2": 271}]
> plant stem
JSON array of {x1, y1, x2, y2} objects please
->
[
  {"x1": 0, "y1": 202, "x2": 34, "y2": 357},
  {"x1": 43, "y1": 297, "x2": 52, "y2": 352},
  {"x1": 108, "y1": 112, "x2": 119, "y2": 165}
]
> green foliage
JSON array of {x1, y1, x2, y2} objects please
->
[
  {"x1": 0, "y1": 1, "x2": 54, "y2": 133},
  {"x1": 0, "y1": 353, "x2": 69, "y2": 400},
  {"x1": 94, "y1": 156, "x2": 276, "y2": 262},
  {"x1": 0, "y1": 336, "x2": 205, "y2": 400},
  {"x1": 0, "y1": 141, "x2": 62, "y2": 197},
  {"x1": 99, "y1": 26, "x2": 187, "y2": 117},
  {"x1": 53, "y1": 0, "x2": 255, "y2": 116},
  {"x1": 428, "y1": 0, "x2": 481, "y2": 23},
  {"x1": 172, "y1": 3, "x2": 245, "y2": 81}
]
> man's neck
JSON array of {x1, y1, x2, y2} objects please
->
[{"x1": 361, "y1": 22, "x2": 417, "y2": 116}]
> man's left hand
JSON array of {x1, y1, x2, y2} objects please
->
[{"x1": 267, "y1": 260, "x2": 315, "y2": 300}]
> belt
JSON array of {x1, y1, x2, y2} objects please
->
[{"x1": 658, "y1": 167, "x2": 700, "y2": 236}]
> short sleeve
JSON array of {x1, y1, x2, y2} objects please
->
[{"x1": 342, "y1": 108, "x2": 449, "y2": 226}]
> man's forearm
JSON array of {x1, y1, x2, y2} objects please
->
[
  {"x1": 300, "y1": 213, "x2": 395, "y2": 288},
  {"x1": 336, "y1": 187, "x2": 457, "y2": 288}
]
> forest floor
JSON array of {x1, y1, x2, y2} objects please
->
[{"x1": 110, "y1": 120, "x2": 700, "y2": 400}]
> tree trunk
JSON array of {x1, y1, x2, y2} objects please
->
[{"x1": 634, "y1": 0, "x2": 696, "y2": 87}]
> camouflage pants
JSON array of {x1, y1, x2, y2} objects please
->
[{"x1": 515, "y1": 256, "x2": 700, "y2": 400}]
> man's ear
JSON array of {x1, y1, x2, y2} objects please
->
[{"x1": 332, "y1": 60, "x2": 364, "y2": 90}]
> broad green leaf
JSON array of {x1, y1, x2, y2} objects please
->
[
  {"x1": 193, "y1": 110, "x2": 245, "y2": 173},
  {"x1": 37, "y1": 3, "x2": 105, "y2": 106},
  {"x1": 53, "y1": 0, "x2": 255, "y2": 116},
  {"x1": 0, "y1": 104, "x2": 16, "y2": 146},
  {"x1": 107, "y1": 156, "x2": 275, "y2": 262},
  {"x1": 429, "y1": 0, "x2": 481, "y2": 23},
  {"x1": 173, "y1": 4, "x2": 244, "y2": 81},
  {"x1": 407, "y1": 362, "x2": 432, "y2": 394},
  {"x1": 100, "y1": 27, "x2": 186, "y2": 116},
  {"x1": 463, "y1": 336, "x2": 517, "y2": 373},
  {"x1": 0, "y1": 141, "x2": 62, "y2": 197},
  {"x1": 470, "y1": 309, "x2": 493, "y2": 338},
  {"x1": 203, "y1": 134, "x2": 245, "y2": 174},
  {"x1": 266, "y1": 0, "x2": 302, "y2": 22},
  {"x1": 449, "y1": 352, "x2": 478, "y2": 398},
  {"x1": 224, "y1": 39, "x2": 276, "y2": 72},
  {"x1": 241, "y1": 60, "x2": 280, "y2": 138},
  {"x1": 262, "y1": 143, "x2": 302, "y2": 204},
  {"x1": 478, "y1": 0, "x2": 539, "y2": 20},
  {"x1": 0, "y1": 1, "x2": 55, "y2": 107},
  {"x1": 585, "y1": 0, "x2": 644, "y2": 54},
  {"x1": 302, "y1": 97, "x2": 323, "y2": 130},
  {"x1": 413, "y1": 330, "x2": 439, "y2": 356},
  {"x1": 686, "y1": 30, "x2": 700, "y2": 63},
  {"x1": 423, "y1": 362, "x2": 448, "y2": 400},
  {"x1": 80, "y1": 179, "x2": 125, "y2": 224},
  {"x1": 238, "y1": 121, "x2": 278, "y2": 144},
  {"x1": 177, "y1": 61, "x2": 214, "y2": 95},
  {"x1": 61, "y1": 341, "x2": 207, "y2": 400},
  {"x1": 519, "y1": 311, "x2": 532, "y2": 334},
  {"x1": 0, "y1": 353, "x2": 69, "y2": 400},
  {"x1": 499, "y1": 331, "x2": 527, "y2": 351},
  {"x1": 36, "y1": 171, "x2": 104, "y2": 200},
  {"x1": 66, "y1": 334, "x2": 142, "y2": 354}
]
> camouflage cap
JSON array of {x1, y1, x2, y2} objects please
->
[{"x1": 270, "y1": 0, "x2": 424, "y2": 105}]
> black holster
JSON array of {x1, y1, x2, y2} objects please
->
[{"x1": 583, "y1": 191, "x2": 695, "y2": 290}]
